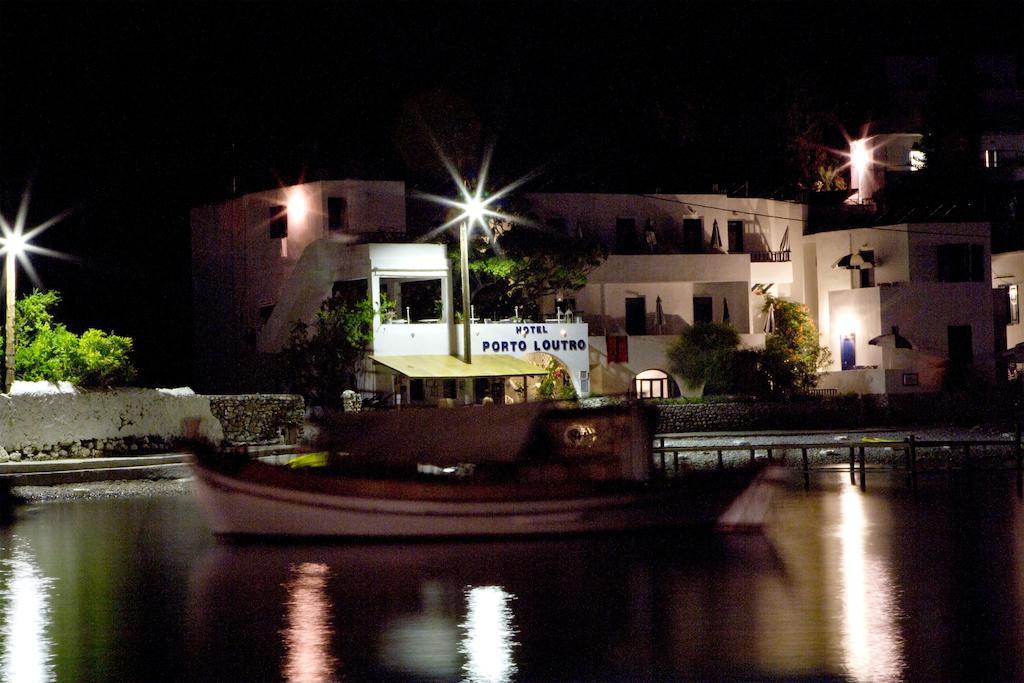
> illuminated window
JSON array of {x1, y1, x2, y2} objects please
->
[
  {"x1": 634, "y1": 369, "x2": 672, "y2": 399},
  {"x1": 268, "y1": 206, "x2": 287, "y2": 238},
  {"x1": 1009, "y1": 284, "x2": 1020, "y2": 325},
  {"x1": 985, "y1": 149, "x2": 999, "y2": 168},
  {"x1": 327, "y1": 197, "x2": 347, "y2": 230}
]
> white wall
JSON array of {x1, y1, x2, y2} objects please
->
[
  {"x1": 0, "y1": 388, "x2": 224, "y2": 452},
  {"x1": 524, "y1": 193, "x2": 804, "y2": 258}
]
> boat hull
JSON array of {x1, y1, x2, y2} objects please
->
[{"x1": 189, "y1": 457, "x2": 766, "y2": 539}]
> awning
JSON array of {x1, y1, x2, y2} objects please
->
[{"x1": 370, "y1": 354, "x2": 547, "y2": 378}]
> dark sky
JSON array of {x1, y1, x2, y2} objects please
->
[{"x1": 1, "y1": 1, "x2": 1021, "y2": 385}]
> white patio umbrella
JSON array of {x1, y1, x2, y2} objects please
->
[{"x1": 868, "y1": 326, "x2": 913, "y2": 349}]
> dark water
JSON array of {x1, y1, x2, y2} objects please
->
[{"x1": 2, "y1": 472, "x2": 1023, "y2": 682}]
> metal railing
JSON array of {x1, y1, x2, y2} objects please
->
[
  {"x1": 750, "y1": 250, "x2": 791, "y2": 263},
  {"x1": 651, "y1": 428, "x2": 1024, "y2": 494}
]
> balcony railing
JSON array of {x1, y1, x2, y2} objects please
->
[{"x1": 750, "y1": 250, "x2": 791, "y2": 263}]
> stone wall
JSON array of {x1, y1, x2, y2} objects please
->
[
  {"x1": 0, "y1": 386, "x2": 304, "y2": 462},
  {"x1": 655, "y1": 394, "x2": 1016, "y2": 434},
  {"x1": 207, "y1": 394, "x2": 305, "y2": 445}
]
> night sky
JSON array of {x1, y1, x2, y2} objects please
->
[{"x1": 1, "y1": 1, "x2": 1021, "y2": 386}]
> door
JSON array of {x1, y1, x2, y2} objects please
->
[
  {"x1": 682, "y1": 219, "x2": 703, "y2": 253},
  {"x1": 841, "y1": 334, "x2": 856, "y2": 370},
  {"x1": 727, "y1": 220, "x2": 744, "y2": 253},
  {"x1": 948, "y1": 325, "x2": 973, "y2": 365},
  {"x1": 693, "y1": 296, "x2": 713, "y2": 324},
  {"x1": 625, "y1": 297, "x2": 647, "y2": 335}
]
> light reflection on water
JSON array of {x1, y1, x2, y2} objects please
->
[
  {"x1": 0, "y1": 537, "x2": 55, "y2": 683},
  {"x1": 1, "y1": 473, "x2": 1023, "y2": 680},
  {"x1": 838, "y1": 486, "x2": 905, "y2": 682},
  {"x1": 460, "y1": 586, "x2": 517, "y2": 683},
  {"x1": 282, "y1": 562, "x2": 338, "y2": 683}
]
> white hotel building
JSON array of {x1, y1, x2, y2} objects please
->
[{"x1": 191, "y1": 178, "x2": 1008, "y2": 403}]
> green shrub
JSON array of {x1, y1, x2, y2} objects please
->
[{"x1": 0, "y1": 290, "x2": 136, "y2": 387}]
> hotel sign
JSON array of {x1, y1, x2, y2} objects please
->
[{"x1": 478, "y1": 324, "x2": 588, "y2": 354}]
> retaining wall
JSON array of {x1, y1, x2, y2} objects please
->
[
  {"x1": 0, "y1": 387, "x2": 304, "y2": 463},
  {"x1": 655, "y1": 393, "x2": 1015, "y2": 434}
]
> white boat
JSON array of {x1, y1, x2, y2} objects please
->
[{"x1": 189, "y1": 402, "x2": 769, "y2": 539}]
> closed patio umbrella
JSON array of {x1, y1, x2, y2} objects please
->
[
  {"x1": 723, "y1": 298, "x2": 730, "y2": 323},
  {"x1": 710, "y1": 220, "x2": 723, "y2": 251},
  {"x1": 763, "y1": 302, "x2": 775, "y2": 334},
  {"x1": 655, "y1": 296, "x2": 665, "y2": 332}
]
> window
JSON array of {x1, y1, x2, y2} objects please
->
[
  {"x1": 1010, "y1": 284, "x2": 1020, "y2": 325},
  {"x1": 327, "y1": 197, "x2": 347, "y2": 231},
  {"x1": 258, "y1": 303, "x2": 275, "y2": 326},
  {"x1": 682, "y1": 218, "x2": 703, "y2": 253},
  {"x1": 693, "y1": 296, "x2": 713, "y2": 323},
  {"x1": 937, "y1": 243, "x2": 984, "y2": 282},
  {"x1": 727, "y1": 220, "x2": 744, "y2": 253},
  {"x1": 268, "y1": 207, "x2": 288, "y2": 238},
  {"x1": 634, "y1": 369, "x2": 673, "y2": 399}
]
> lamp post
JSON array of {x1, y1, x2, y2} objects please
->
[
  {"x1": 1, "y1": 192, "x2": 64, "y2": 394},
  {"x1": 1, "y1": 234, "x2": 23, "y2": 394},
  {"x1": 460, "y1": 218, "x2": 472, "y2": 366}
]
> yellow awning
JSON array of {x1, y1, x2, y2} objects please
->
[{"x1": 370, "y1": 354, "x2": 547, "y2": 378}]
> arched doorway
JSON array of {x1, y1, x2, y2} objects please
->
[{"x1": 632, "y1": 369, "x2": 679, "y2": 399}]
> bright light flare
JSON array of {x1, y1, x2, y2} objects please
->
[
  {"x1": 287, "y1": 191, "x2": 308, "y2": 222},
  {"x1": 413, "y1": 142, "x2": 543, "y2": 247},
  {"x1": 850, "y1": 139, "x2": 871, "y2": 171},
  {"x1": 0, "y1": 187, "x2": 72, "y2": 288}
]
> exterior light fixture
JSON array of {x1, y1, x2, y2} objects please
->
[
  {"x1": 287, "y1": 190, "x2": 308, "y2": 222},
  {"x1": 1, "y1": 190, "x2": 67, "y2": 393}
]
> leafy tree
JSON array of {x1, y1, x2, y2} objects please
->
[
  {"x1": 759, "y1": 295, "x2": 830, "y2": 397},
  {"x1": 0, "y1": 290, "x2": 136, "y2": 387},
  {"x1": 281, "y1": 293, "x2": 382, "y2": 408},
  {"x1": 667, "y1": 322, "x2": 741, "y2": 394}
]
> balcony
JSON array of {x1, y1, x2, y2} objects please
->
[{"x1": 749, "y1": 250, "x2": 791, "y2": 263}]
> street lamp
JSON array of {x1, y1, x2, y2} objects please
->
[
  {"x1": 1, "y1": 234, "x2": 23, "y2": 393},
  {"x1": 1, "y1": 192, "x2": 66, "y2": 393}
]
